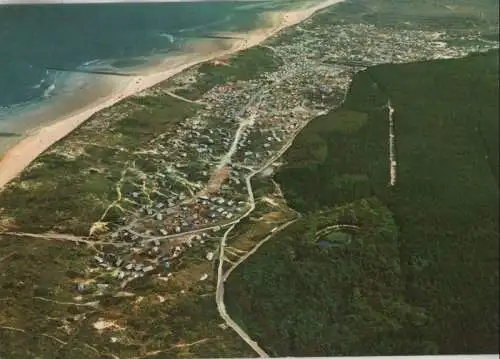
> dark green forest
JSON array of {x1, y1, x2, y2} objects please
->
[{"x1": 227, "y1": 50, "x2": 499, "y2": 355}]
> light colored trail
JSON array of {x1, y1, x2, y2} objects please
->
[
  {"x1": 259, "y1": 44, "x2": 279, "y2": 56},
  {"x1": 164, "y1": 90, "x2": 208, "y2": 106},
  {"x1": 1, "y1": 231, "x2": 129, "y2": 247},
  {"x1": 216, "y1": 92, "x2": 263, "y2": 170},
  {"x1": 387, "y1": 98, "x2": 397, "y2": 186},
  {"x1": 315, "y1": 224, "x2": 360, "y2": 238},
  {"x1": 33, "y1": 296, "x2": 100, "y2": 308}
]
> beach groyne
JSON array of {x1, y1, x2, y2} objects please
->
[{"x1": 47, "y1": 67, "x2": 138, "y2": 77}]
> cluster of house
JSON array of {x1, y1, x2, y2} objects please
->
[
  {"x1": 84, "y1": 231, "x2": 217, "y2": 290},
  {"x1": 287, "y1": 22, "x2": 492, "y2": 70},
  {"x1": 76, "y1": 6, "x2": 499, "y2": 298},
  {"x1": 196, "y1": 195, "x2": 246, "y2": 221}
]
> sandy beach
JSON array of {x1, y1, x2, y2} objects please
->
[{"x1": 0, "y1": 0, "x2": 343, "y2": 190}]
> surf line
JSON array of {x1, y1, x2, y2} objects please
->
[{"x1": 46, "y1": 67, "x2": 138, "y2": 77}]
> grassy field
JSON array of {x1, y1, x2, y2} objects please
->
[
  {"x1": 227, "y1": 50, "x2": 499, "y2": 355},
  {"x1": 0, "y1": 230, "x2": 257, "y2": 358},
  {"x1": 175, "y1": 46, "x2": 282, "y2": 101},
  {"x1": 0, "y1": 93, "x2": 197, "y2": 236}
]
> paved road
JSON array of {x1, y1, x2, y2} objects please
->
[
  {"x1": 213, "y1": 112, "x2": 313, "y2": 357},
  {"x1": 215, "y1": 170, "x2": 268, "y2": 357}
]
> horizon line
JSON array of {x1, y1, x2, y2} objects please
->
[{"x1": 0, "y1": 0, "x2": 269, "y2": 4}]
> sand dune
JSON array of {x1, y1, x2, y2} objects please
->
[{"x1": 0, "y1": 0, "x2": 343, "y2": 190}]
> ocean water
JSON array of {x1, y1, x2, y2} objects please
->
[{"x1": 0, "y1": 1, "x2": 284, "y2": 127}]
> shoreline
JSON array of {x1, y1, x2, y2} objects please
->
[{"x1": 0, "y1": 0, "x2": 343, "y2": 190}]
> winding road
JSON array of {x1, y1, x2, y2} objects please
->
[{"x1": 213, "y1": 114, "x2": 313, "y2": 357}]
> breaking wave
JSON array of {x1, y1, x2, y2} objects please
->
[
  {"x1": 178, "y1": 15, "x2": 234, "y2": 34},
  {"x1": 42, "y1": 83, "x2": 56, "y2": 98},
  {"x1": 159, "y1": 32, "x2": 175, "y2": 43}
]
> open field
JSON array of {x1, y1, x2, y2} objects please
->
[{"x1": 0, "y1": 236, "x2": 257, "y2": 359}]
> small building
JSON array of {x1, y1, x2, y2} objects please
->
[
  {"x1": 163, "y1": 261, "x2": 170, "y2": 272},
  {"x1": 97, "y1": 283, "x2": 109, "y2": 291},
  {"x1": 163, "y1": 261, "x2": 170, "y2": 271},
  {"x1": 76, "y1": 282, "x2": 87, "y2": 293}
]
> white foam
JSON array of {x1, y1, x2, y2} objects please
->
[
  {"x1": 159, "y1": 33, "x2": 175, "y2": 43},
  {"x1": 32, "y1": 78, "x2": 46, "y2": 89},
  {"x1": 42, "y1": 83, "x2": 56, "y2": 98},
  {"x1": 80, "y1": 59, "x2": 101, "y2": 67}
]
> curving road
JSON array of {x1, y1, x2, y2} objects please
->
[{"x1": 214, "y1": 116, "x2": 312, "y2": 357}]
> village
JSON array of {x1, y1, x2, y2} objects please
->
[{"x1": 78, "y1": 16, "x2": 497, "y2": 295}]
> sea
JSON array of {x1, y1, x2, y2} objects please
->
[{"x1": 0, "y1": 0, "x2": 290, "y2": 142}]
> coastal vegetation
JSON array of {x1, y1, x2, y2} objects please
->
[
  {"x1": 175, "y1": 46, "x2": 282, "y2": 101},
  {"x1": 0, "y1": 94, "x2": 196, "y2": 235},
  {"x1": 0, "y1": 236, "x2": 256, "y2": 359},
  {"x1": 0, "y1": 0, "x2": 498, "y2": 357},
  {"x1": 0, "y1": 20, "x2": 289, "y2": 357},
  {"x1": 226, "y1": 50, "x2": 499, "y2": 355}
]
